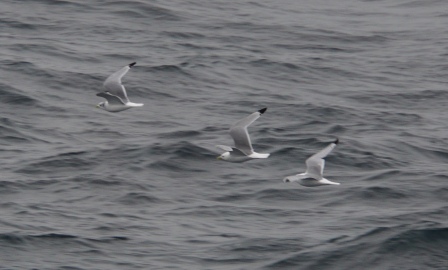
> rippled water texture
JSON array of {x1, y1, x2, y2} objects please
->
[{"x1": 1, "y1": 0, "x2": 447, "y2": 269}]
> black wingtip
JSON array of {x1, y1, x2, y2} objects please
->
[
  {"x1": 258, "y1": 108, "x2": 267, "y2": 114},
  {"x1": 334, "y1": 138, "x2": 339, "y2": 145},
  {"x1": 129, "y1": 62, "x2": 136, "y2": 68}
]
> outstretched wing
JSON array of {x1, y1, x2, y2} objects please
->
[
  {"x1": 216, "y1": 145, "x2": 233, "y2": 152},
  {"x1": 229, "y1": 108, "x2": 267, "y2": 155},
  {"x1": 96, "y1": 92, "x2": 125, "y2": 105},
  {"x1": 305, "y1": 139, "x2": 338, "y2": 179},
  {"x1": 102, "y1": 62, "x2": 136, "y2": 103},
  {"x1": 215, "y1": 145, "x2": 248, "y2": 157}
]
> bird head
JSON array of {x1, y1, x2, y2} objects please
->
[
  {"x1": 283, "y1": 177, "x2": 292, "y2": 183},
  {"x1": 96, "y1": 102, "x2": 106, "y2": 110},
  {"x1": 283, "y1": 175, "x2": 300, "y2": 183},
  {"x1": 217, "y1": 152, "x2": 230, "y2": 161}
]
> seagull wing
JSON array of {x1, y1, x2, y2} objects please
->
[
  {"x1": 305, "y1": 139, "x2": 338, "y2": 179},
  {"x1": 216, "y1": 145, "x2": 233, "y2": 152},
  {"x1": 229, "y1": 108, "x2": 267, "y2": 155},
  {"x1": 96, "y1": 92, "x2": 126, "y2": 105},
  {"x1": 102, "y1": 62, "x2": 136, "y2": 103}
]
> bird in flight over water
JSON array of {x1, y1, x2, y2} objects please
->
[
  {"x1": 217, "y1": 108, "x2": 270, "y2": 162},
  {"x1": 283, "y1": 139, "x2": 340, "y2": 187},
  {"x1": 96, "y1": 62, "x2": 143, "y2": 112}
]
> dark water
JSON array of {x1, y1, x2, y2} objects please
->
[{"x1": 1, "y1": 0, "x2": 448, "y2": 269}]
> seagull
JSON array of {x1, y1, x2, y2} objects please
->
[
  {"x1": 217, "y1": 108, "x2": 270, "y2": 162},
  {"x1": 96, "y1": 62, "x2": 143, "y2": 112},
  {"x1": 283, "y1": 139, "x2": 340, "y2": 187}
]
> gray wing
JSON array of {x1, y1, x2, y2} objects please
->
[
  {"x1": 229, "y1": 108, "x2": 267, "y2": 155},
  {"x1": 102, "y1": 62, "x2": 136, "y2": 103},
  {"x1": 306, "y1": 159, "x2": 325, "y2": 179},
  {"x1": 216, "y1": 145, "x2": 233, "y2": 152},
  {"x1": 96, "y1": 92, "x2": 126, "y2": 105},
  {"x1": 305, "y1": 139, "x2": 338, "y2": 178},
  {"x1": 216, "y1": 145, "x2": 248, "y2": 157},
  {"x1": 229, "y1": 147, "x2": 249, "y2": 157}
]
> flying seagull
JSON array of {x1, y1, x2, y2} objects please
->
[
  {"x1": 217, "y1": 108, "x2": 270, "y2": 162},
  {"x1": 96, "y1": 62, "x2": 143, "y2": 112},
  {"x1": 283, "y1": 139, "x2": 340, "y2": 187}
]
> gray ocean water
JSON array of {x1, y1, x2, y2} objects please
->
[{"x1": 1, "y1": 0, "x2": 448, "y2": 269}]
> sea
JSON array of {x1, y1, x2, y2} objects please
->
[{"x1": 0, "y1": 0, "x2": 447, "y2": 269}]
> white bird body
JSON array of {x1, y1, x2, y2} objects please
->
[
  {"x1": 99, "y1": 101, "x2": 143, "y2": 112},
  {"x1": 96, "y1": 62, "x2": 143, "y2": 113},
  {"x1": 283, "y1": 139, "x2": 340, "y2": 187},
  {"x1": 217, "y1": 148, "x2": 270, "y2": 163},
  {"x1": 217, "y1": 108, "x2": 270, "y2": 162},
  {"x1": 284, "y1": 173, "x2": 340, "y2": 187}
]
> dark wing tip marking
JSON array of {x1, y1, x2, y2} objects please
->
[
  {"x1": 334, "y1": 138, "x2": 339, "y2": 145},
  {"x1": 96, "y1": 92, "x2": 110, "y2": 98},
  {"x1": 129, "y1": 62, "x2": 137, "y2": 68},
  {"x1": 258, "y1": 108, "x2": 267, "y2": 114}
]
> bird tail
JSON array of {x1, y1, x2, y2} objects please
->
[
  {"x1": 251, "y1": 153, "x2": 270, "y2": 159},
  {"x1": 129, "y1": 103, "x2": 144, "y2": 107},
  {"x1": 321, "y1": 178, "x2": 340, "y2": 185}
]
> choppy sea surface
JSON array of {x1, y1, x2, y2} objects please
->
[{"x1": 1, "y1": 0, "x2": 448, "y2": 269}]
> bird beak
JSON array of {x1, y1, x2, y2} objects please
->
[
  {"x1": 96, "y1": 104, "x2": 99, "y2": 108},
  {"x1": 217, "y1": 156, "x2": 222, "y2": 160}
]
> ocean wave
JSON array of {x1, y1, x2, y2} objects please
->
[
  {"x1": 3, "y1": 60, "x2": 53, "y2": 78},
  {"x1": 348, "y1": 186, "x2": 409, "y2": 201},
  {"x1": 0, "y1": 83, "x2": 37, "y2": 106},
  {"x1": 103, "y1": 1, "x2": 181, "y2": 21},
  {"x1": 16, "y1": 151, "x2": 96, "y2": 175},
  {"x1": 0, "y1": 232, "x2": 129, "y2": 248},
  {"x1": 266, "y1": 225, "x2": 448, "y2": 269},
  {"x1": 0, "y1": 18, "x2": 37, "y2": 30},
  {"x1": 117, "y1": 192, "x2": 164, "y2": 205}
]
